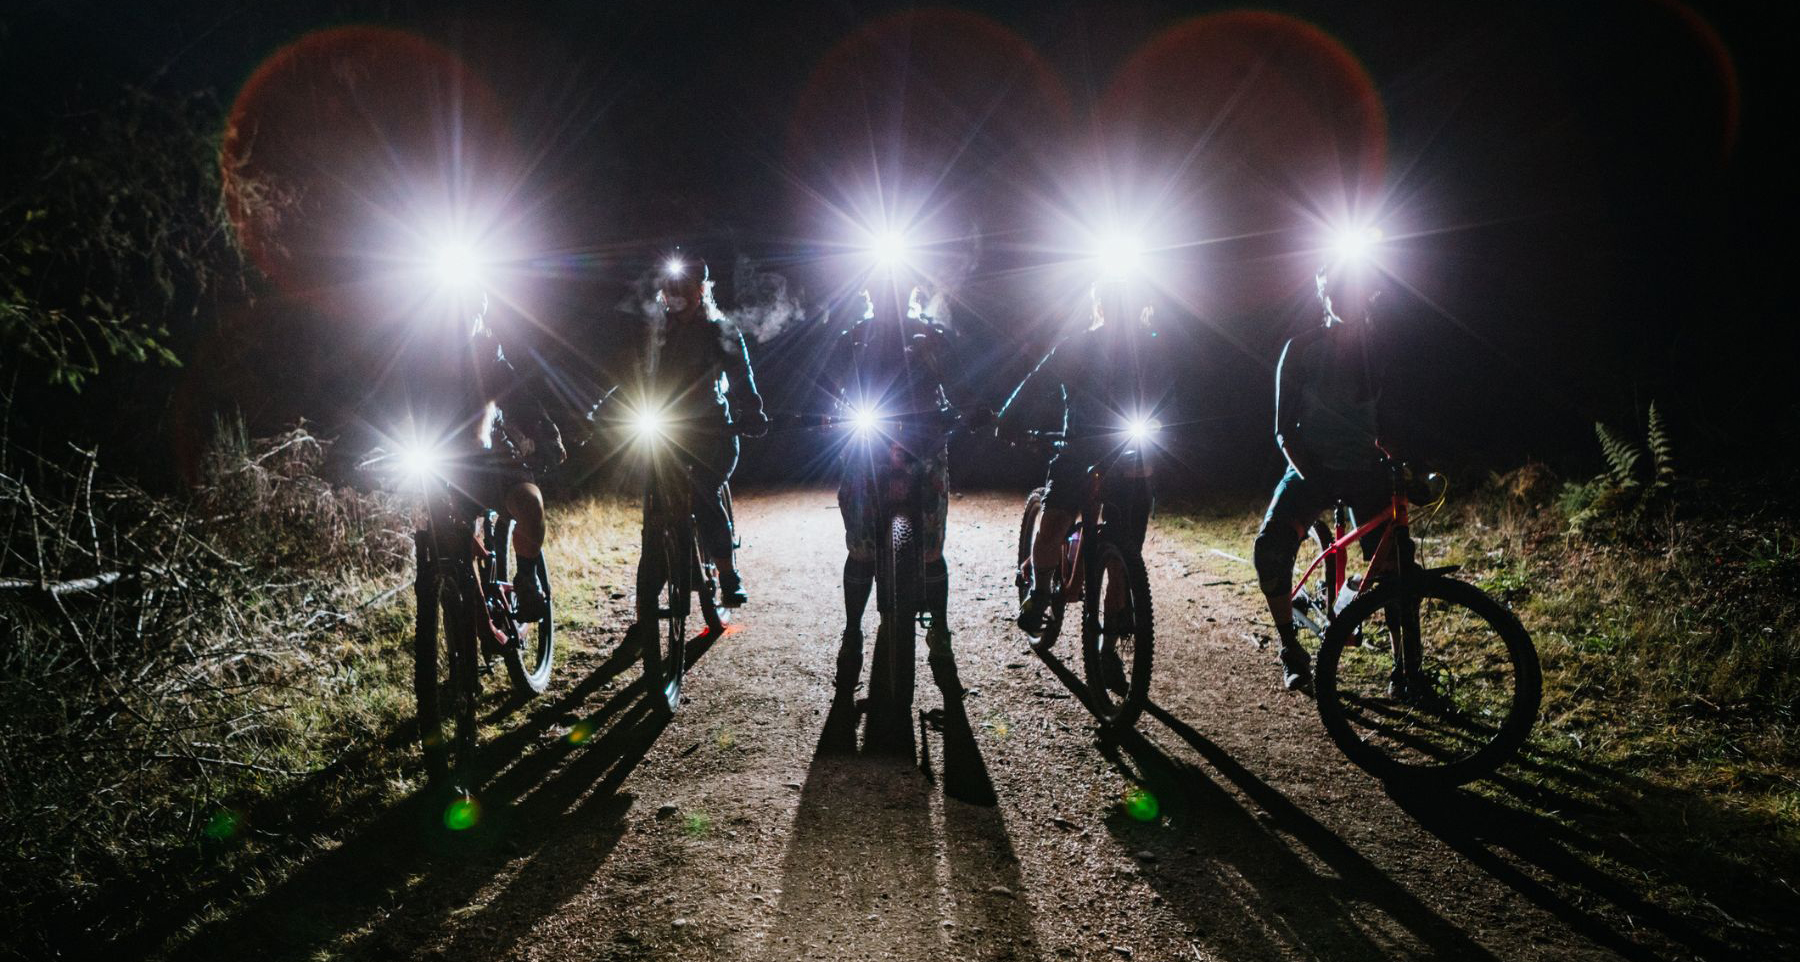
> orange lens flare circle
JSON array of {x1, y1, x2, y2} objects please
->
[
  {"x1": 785, "y1": 9, "x2": 1073, "y2": 225},
  {"x1": 220, "y1": 26, "x2": 508, "y2": 301},
  {"x1": 1098, "y1": 11, "x2": 1389, "y2": 315}
]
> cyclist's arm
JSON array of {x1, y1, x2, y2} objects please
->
[
  {"x1": 1272, "y1": 334, "x2": 1314, "y2": 477},
  {"x1": 721, "y1": 327, "x2": 769, "y2": 435},
  {"x1": 820, "y1": 323, "x2": 860, "y2": 412},
  {"x1": 921, "y1": 322, "x2": 979, "y2": 420},
  {"x1": 994, "y1": 341, "x2": 1063, "y2": 433},
  {"x1": 482, "y1": 333, "x2": 565, "y2": 460}
]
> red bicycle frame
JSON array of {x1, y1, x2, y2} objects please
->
[{"x1": 1290, "y1": 484, "x2": 1411, "y2": 611}]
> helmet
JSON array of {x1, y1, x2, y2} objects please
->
[{"x1": 657, "y1": 248, "x2": 708, "y2": 315}]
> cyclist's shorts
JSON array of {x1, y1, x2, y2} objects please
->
[
  {"x1": 1258, "y1": 465, "x2": 1388, "y2": 552},
  {"x1": 444, "y1": 453, "x2": 536, "y2": 516},
  {"x1": 1041, "y1": 439, "x2": 1153, "y2": 513},
  {"x1": 838, "y1": 448, "x2": 949, "y2": 563}
]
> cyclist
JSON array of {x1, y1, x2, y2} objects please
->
[
  {"x1": 824, "y1": 285, "x2": 975, "y2": 694},
  {"x1": 1253, "y1": 263, "x2": 1394, "y2": 691},
  {"x1": 998, "y1": 277, "x2": 1162, "y2": 639},
  {"x1": 405, "y1": 301, "x2": 567, "y2": 622},
  {"x1": 645, "y1": 252, "x2": 768, "y2": 606}
]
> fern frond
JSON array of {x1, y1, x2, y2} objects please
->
[
  {"x1": 1647, "y1": 401, "x2": 1675, "y2": 491},
  {"x1": 1596, "y1": 422, "x2": 1642, "y2": 488}
]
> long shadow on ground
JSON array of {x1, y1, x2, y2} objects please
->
[
  {"x1": 1392, "y1": 755, "x2": 1800, "y2": 960},
  {"x1": 167, "y1": 627, "x2": 724, "y2": 962},
  {"x1": 1104, "y1": 707, "x2": 1500, "y2": 961},
  {"x1": 766, "y1": 680, "x2": 1038, "y2": 961}
]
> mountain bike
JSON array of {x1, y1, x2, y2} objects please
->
[
  {"x1": 367, "y1": 449, "x2": 556, "y2": 785},
  {"x1": 804, "y1": 408, "x2": 959, "y2": 737},
  {"x1": 1012, "y1": 429, "x2": 1155, "y2": 730},
  {"x1": 1290, "y1": 459, "x2": 1540, "y2": 786},
  {"x1": 631, "y1": 427, "x2": 732, "y2": 717}
]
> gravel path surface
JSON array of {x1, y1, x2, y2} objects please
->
[{"x1": 181, "y1": 489, "x2": 1717, "y2": 962}]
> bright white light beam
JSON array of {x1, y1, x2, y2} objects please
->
[
  {"x1": 870, "y1": 230, "x2": 910, "y2": 270},
  {"x1": 1094, "y1": 234, "x2": 1143, "y2": 280},
  {"x1": 1126, "y1": 415, "x2": 1161, "y2": 444},
  {"x1": 1330, "y1": 225, "x2": 1384, "y2": 265},
  {"x1": 430, "y1": 239, "x2": 483, "y2": 289}
]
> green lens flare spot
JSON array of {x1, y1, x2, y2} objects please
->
[
  {"x1": 444, "y1": 796, "x2": 481, "y2": 831},
  {"x1": 566, "y1": 720, "x2": 596, "y2": 745},
  {"x1": 203, "y1": 807, "x2": 242, "y2": 841},
  {"x1": 1122, "y1": 786, "x2": 1159, "y2": 822}
]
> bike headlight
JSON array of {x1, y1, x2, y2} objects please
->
[
  {"x1": 632, "y1": 406, "x2": 665, "y2": 442},
  {"x1": 850, "y1": 403, "x2": 883, "y2": 437},
  {"x1": 1126, "y1": 415, "x2": 1161, "y2": 444},
  {"x1": 399, "y1": 440, "x2": 444, "y2": 482}
]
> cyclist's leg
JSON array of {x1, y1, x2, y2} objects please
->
[
  {"x1": 1100, "y1": 474, "x2": 1154, "y2": 613},
  {"x1": 504, "y1": 479, "x2": 549, "y2": 620},
  {"x1": 1254, "y1": 466, "x2": 1328, "y2": 685},
  {"x1": 689, "y1": 433, "x2": 742, "y2": 599},
  {"x1": 923, "y1": 451, "x2": 951, "y2": 629},
  {"x1": 1019, "y1": 449, "x2": 1083, "y2": 635},
  {"x1": 837, "y1": 463, "x2": 877, "y2": 635},
  {"x1": 1346, "y1": 476, "x2": 1417, "y2": 687},
  {"x1": 1031, "y1": 448, "x2": 1089, "y2": 592}
]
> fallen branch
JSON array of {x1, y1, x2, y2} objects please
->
[{"x1": 0, "y1": 570, "x2": 128, "y2": 596}]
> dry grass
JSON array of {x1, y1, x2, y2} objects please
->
[
  {"x1": 1158, "y1": 467, "x2": 1800, "y2": 943},
  {"x1": 1, "y1": 412, "x2": 646, "y2": 959}
]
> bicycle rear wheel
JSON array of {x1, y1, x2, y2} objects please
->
[
  {"x1": 1016, "y1": 488, "x2": 1068, "y2": 650},
  {"x1": 414, "y1": 559, "x2": 479, "y2": 784},
  {"x1": 1315, "y1": 574, "x2": 1540, "y2": 786},
  {"x1": 1081, "y1": 538, "x2": 1154, "y2": 730}
]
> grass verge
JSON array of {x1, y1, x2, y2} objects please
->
[{"x1": 1159, "y1": 468, "x2": 1800, "y2": 953}]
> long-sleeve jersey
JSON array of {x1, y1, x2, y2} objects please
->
[
  {"x1": 1273, "y1": 318, "x2": 1383, "y2": 474},
  {"x1": 406, "y1": 323, "x2": 561, "y2": 460},
  {"x1": 996, "y1": 320, "x2": 1166, "y2": 440},
  {"x1": 646, "y1": 314, "x2": 765, "y2": 433},
  {"x1": 823, "y1": 314, "x2": 967, "y2": 456}
]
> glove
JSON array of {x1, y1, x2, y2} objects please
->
[
  {"x1": 963, "y1": 406, "x2": 997, "y2": 435},
  {"x1": 739, "y1": 408, "x2": 771, "y2": 439}
]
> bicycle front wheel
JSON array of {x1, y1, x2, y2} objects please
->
[
  {"x1": 1081, "y1": 538, "x2": 1154, "y2": 730},
  {"x1": 1316, "y1": 574, "x2": 1540, "y2": 786},
  {"x1": 638, "y1": 522, "x2": 690, "y2": 716},
  {"x1": 870, "y1": 511, "x2": 921, "y2": 722},
  {"x1": 415, "y1": 565, "x2": 480, "y2": 784}
]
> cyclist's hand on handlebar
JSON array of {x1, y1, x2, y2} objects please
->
[
  {"x1": 738, "y1": 409, "x2": 771, "y2": 439},
  {"x1": 962, "y1": 406, "x2": 998, "y2": 436}
]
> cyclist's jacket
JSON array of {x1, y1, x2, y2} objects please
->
[
  {"x1": 995, "y1": 318, "x2": 1166, "y2": 444},
  {"x1": 824, "y1": 313, "x2": 965, "y2": 459},
  {"x1": 1274, "y1": 318, "x2": 1382, "y2": 475},
  {"x1": 408, "y1": 323, "x2": 562, "y2": 464},
  {"x1": 647, "y1": 314, "x2": 766, "y2": 435}
]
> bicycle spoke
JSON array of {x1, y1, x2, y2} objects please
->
[{"x1": 1329, "y1": 590, "x2": 1522, "y2": 769}]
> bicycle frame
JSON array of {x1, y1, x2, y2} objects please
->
[
  {"x1": 1288, "y1": 468, "x2": 1413, "y2": 640},
  {"x1": 1046, "y1": 444, "x2": 1147, "y2": 610},
  {"x1": 420, "y1": 476, "x2": 525, "y2": 657}
]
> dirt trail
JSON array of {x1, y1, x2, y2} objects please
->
[{"x1": 185, "y1": 490, "x2": 1719, "y2": 962}]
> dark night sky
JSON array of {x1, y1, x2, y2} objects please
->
[{"x1": 7, "y1": 0, "x2": 1795, "y2": 491}]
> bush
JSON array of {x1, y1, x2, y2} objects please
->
[{"x1": 0, "y1": 423, "x2": 410, "y2": 957}]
